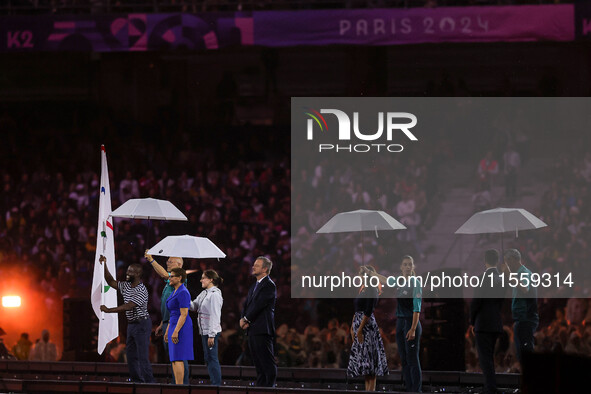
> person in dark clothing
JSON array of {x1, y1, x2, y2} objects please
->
[
  {"x1": 504, "y1": 249, "x2": 539, "y2": 364},
  {"x1": 100, "y1": 256, "x2": 154, "y2": 383},
  {"x1": 470, "y1": 249, "x2": 505, "y2": 394},
  {"x1": 347, "y1": 266, "x2": 388, "y2": 392},
  {"x1": 392, "y1": 256, "x2": 422, "y2": 393},
  {"x1": 240, "y1": 256, "x2": 277, "y2": 387},
  {"x1": 373, "y1": 255, "x2": 423, "y2": 392}
]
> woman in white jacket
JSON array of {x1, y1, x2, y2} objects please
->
[{"x1": 190, "y1": 269, "x2": 224, "y2": 385}]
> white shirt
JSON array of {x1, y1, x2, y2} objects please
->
[
  {"x1": 29, "y1": 341, "x2": 57, "y2": 361},
  {"x1": 190, "y1": 286, "x2": 223, "y2": 337},
  {"x1": 397, "y1": 199, "x2": 417, "y2": 226},
  {"x1": 503, "y1": 151, "x2": 521, "y2": 174}
]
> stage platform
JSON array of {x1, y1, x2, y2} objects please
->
[{"x1": 0, "y1": 361, "x2": 520, "y2": 393}]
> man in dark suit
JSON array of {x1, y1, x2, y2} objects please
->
[
  {"x1": 240, "y1": 256, "x2": 277, "y2": 387},
  {"x1": 470, "y1": 249, "x2": 505, "y2": 394}
]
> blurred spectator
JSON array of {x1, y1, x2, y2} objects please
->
[
  {"x1": 120, "y1": 171, "x2": 140, "y2": 204},
  {"x1": 0, "y1": 337, "x2": 15, "y2": 360},
  {"x1": 12, "y1": 332, "x2": 33, "y2": 360},
  {"x1": 503, "y1": 143, "x2": 520, "y2": 199},
  {"x1": 29, "y1": 329, "x2": 58, "y2": 361},
  {"x1": 566, "y1": 298, "x2": 587, "y2": 326},
  {"x1": 397, "y1": 192, "x2": 425, "y2": 259},
  {"x1": 478, "y1": 151, "x2": 499, "y2": 190}
]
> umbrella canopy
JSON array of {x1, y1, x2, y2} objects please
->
[
  {"x1": 111, "y1": 198, "x2": 188, "y2": 221},
  {"x1": 316, "y1": 209, "x2": 406, "y2": 234},
  {"x1": 455, "y1": 207, "x2": 547, "y2": 235},
  {"x1": 147, "y1": 235, "x2": 226, "y2": 259}
]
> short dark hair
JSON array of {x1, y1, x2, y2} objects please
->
[
  {"x1": 203, "y1": 269, "x2": 224, "y2": 286},
  {"x1": 257, "y1": 256, "x2": 273, "y2": 275},
  {"x1": 129, "y1": 263, "x2": 143, "y2": 275},
  {"x1": 484, "y1": 249, "x2": 499, "y2": 266},
  {"x1": 170, "y1": 267, "x2": 187, "y2": 283}
]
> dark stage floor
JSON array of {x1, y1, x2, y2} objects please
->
[{"x1": 0, "y1": 361, "x2": 520, "y2": 393}]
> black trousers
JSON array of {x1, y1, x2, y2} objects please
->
[
  {"x1": 514, "y1": 320, "x2": 537, "y2": 364},
  {"x1": 505, "y1": 172, "x2": 517, "y2": 198},
  {"x1": 248, "y1": 334, "x2": 277, "y2": 387},
  {"x1": 475, "y1": 331, "x2": 499, "y2": 394},
  {"x1": 127, "y1": 318, "x2": 154, "y2": 383}
]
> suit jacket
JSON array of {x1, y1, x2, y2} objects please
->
[
  {"x1": 470, "y1": 267, "x2": 505, "y2": 333},
  {"x1": 242, "y1": 275, "x2": 277, "y2": 336}
]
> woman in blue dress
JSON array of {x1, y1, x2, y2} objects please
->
[{"x1": 164, "y1": 267, "x2": 194, "y2": 384}]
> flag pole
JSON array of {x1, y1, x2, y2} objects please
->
[{"x1": 101, "y1": 220, "x2": 107, "y2": 320}]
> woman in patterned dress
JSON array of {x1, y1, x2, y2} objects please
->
[{"x1": 347, "y1": 265, "x2": 389, "y2": 391}]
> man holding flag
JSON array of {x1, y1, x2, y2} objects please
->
[
  {"x1": 100, "y1": 257, "x2": 155, "y2": 383},
  {"x1": 91, "y1": 145, "x2": 119, "y2": 355}
]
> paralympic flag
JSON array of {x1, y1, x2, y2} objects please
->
[{"x1": 91, "y1": 145, "x2": 118, "y2": 354}]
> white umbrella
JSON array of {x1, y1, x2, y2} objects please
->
[
  {"x1": 111, "y1": 198, "x2": 188, "y2": 221},
  {"x1": 455, "y1": 207, "x2": 547, "y2": 235},
  {"x1": 455, "y1": 207, "x2": 548, "y2": 253},
  {"x1": 147, "y1": 235, "x2": 226, "y2": 259},
  {"x1": 111, "y1": 198, "x2": 188, "y2": 245},
  {"x1": 317, "y1": 209, "x2": 406, "y2": 234},
  {"x1": 316, "y1": 209, "x2": 406, "y2": 263}
]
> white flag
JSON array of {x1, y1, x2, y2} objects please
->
[{"x1": 91, "y1": 145, "x2": 119, "y2": 354}]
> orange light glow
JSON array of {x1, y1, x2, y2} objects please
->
[{"x1": 2, "y1": 295, "x2": 21, "y2": 307}]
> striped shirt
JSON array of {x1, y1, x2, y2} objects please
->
[{"x1": 118, "y1": 281, "x2": 150, "y2": 322}]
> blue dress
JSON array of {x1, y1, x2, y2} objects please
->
[{"x1": 166, "y1": 284, "x2": 194, "y2": 361}]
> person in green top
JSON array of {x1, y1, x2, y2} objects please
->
[
  {"x1": 145, "y1": 250, "x2": 190, "y2": 385},
  {"x1": 366, "y1": 256, "x2": 422, "y2": 392},
  {"x1": 503, "y1": 248, "x2": 538, "y2": 364}
]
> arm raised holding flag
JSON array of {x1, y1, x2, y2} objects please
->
[
  {"x1": 100, "y1": 255, "x2": 116, "y2": 288},
  {"x1": 99, "y1": 255, "x2": 137, "y2": 313}
]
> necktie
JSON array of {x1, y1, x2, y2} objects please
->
[{"x1": 249, "y1": 281, "x2": 258, "y2": 302}]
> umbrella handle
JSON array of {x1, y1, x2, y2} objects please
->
[
  {"x1": 375, "y1": 226, "x2": 378, "y2": 238},
  {"x1": 147, "y1": 218, "x2": 152, "y2": 246}
]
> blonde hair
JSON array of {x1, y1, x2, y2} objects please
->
[
  {"x1": 170, "y1": 256, "x2": 184, "y2": 267},
  {"x1": 365, "y1": 265, "x2": 377, "y2": 274}
]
